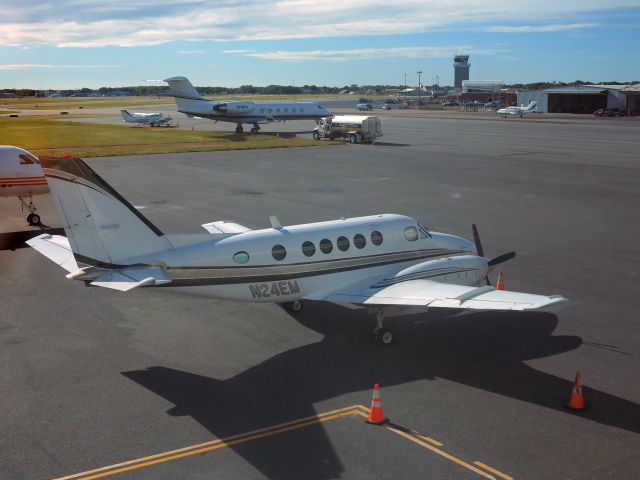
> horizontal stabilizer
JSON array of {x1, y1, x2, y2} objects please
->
[
  {"x1": 325, "y1": 279, "x2": 568, "y2": 311},
  {"x1": 26, "y1": 234, "x2": 78, "y2": 273},
  {"x1": 201, "y1": 220, "x2": 251, "y2": 235},
  {"x1": 91, "y1": 266, "x2": 171, "y2": 292}
]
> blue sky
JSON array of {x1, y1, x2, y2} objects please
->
[{"x1": 1, "y1": 1, "x2": 639, "y2": 89}]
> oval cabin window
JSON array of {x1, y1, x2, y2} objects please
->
[
  {"x1": 404, "y1": 226, "x2": 418, "y2": 242},
  {"x1": 337, "y1": 236, "x2": 350, "y2": 251},
  {"x1": 233, "y1": 251, "x2": 250, "y2": 264},
  {"x1": 302, "y1": 241, "x2": 316, "y2": 257},
  {"x1": 371, "y1": 231, "x2": 383, "y2": 246},
  {"x1": 354, "y1": 234, "x2": 366, "y2": 249},
  {"x1": 272, "y1": 245, "x2": 286, "y2": 261},
  {"x1": 320, "y1": 238, "x2": 333, "y2": 254}
]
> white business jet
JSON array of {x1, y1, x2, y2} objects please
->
[
  {"x1": 497, "y1": 101, "x2": 538, "y2": 118},
  {"x1": 120, "y1": 110, "x2": 172, "y2": 127},
  {"x1": 0, "y1": 145, "x2": 47, "y2": 225},
  {"x1": 27, "y1": 153, "x2": 567, "y2": 345},
  {"x1": 164, "y1": 76, "x2": 332, "y2": 133}
]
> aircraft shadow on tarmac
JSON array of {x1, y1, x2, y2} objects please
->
[{"x1": 123, "y1": 303, "x2": 640, "y2": 479}]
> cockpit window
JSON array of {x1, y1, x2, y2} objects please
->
[
  {"x1": 418, "y1": 223, "x2": 431, "y2": 239},
  {"x1": 404, "y1": 226, "x2": 418, "y2": 242},
  {"x1": 19, "y1": 154, "x2": 38, "y2": 165}
]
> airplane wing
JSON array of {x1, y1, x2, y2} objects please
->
[
  {"x1": 26, "y1": 234, "x2": 78, "y2": 273},
  {"x1": 323, "y1": 279, "x2": 567, "y2": 311},
  {"x1": 90, "y1": 266, "x2": 171, "y2": 292},
  {"x1": 201, "y1": 220, "x2": 252, "y2": 234}
]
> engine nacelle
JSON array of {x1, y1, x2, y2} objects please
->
[
  {"x1": 212, "y1": 102, "x2": 255, "y2": 115},
  {"x1": 375, "y1": 255, "x2": 489, "y2": 287}
]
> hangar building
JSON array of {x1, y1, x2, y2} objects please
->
[{"x1": 517, "y1": 85, "x2": 640, "y2": 115}]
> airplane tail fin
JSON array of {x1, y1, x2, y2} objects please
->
[
  {"x1": 120, "y1": 110, "x2": 136, "y2": 122},
  {"x1": 164, "y1": 76, "x2": 204, "y2": 100},
  {"x1": 39, "y1": 156, "x2": 172, "y2": 267},
  {"x1": 527, "y1": 101, "x2": 538, "y2": 111}
]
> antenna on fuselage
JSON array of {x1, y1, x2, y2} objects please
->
[{"x1": 269, "y1": 216, "x2": 283, "y2": 230}]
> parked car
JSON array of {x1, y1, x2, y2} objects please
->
[
  {"x1": 441, "y1": 100, "x2": 459, "y2": 107},
  {"x1": 594, "y1": 108, "x2": 622, "y2": 117},
  {"x1": 381, "y1": 104, "x2": 391, "y2": 110},
  {"x1": 356, "y1": 103, "x2": 373, "y2": 111}
]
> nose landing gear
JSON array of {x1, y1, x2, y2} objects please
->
[{"x1": 18, "y1": 194, "x2": 41, "y2": 226}]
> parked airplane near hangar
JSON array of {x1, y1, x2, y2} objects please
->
[
  {"x1": 497, "y1": 101, "x2": 538, "y2": 118},
  {"x1": 120, "y1": 110, "x2": 172, "y2": 127},
  {"x1": 27, "y1": 151, "x2": 566, "y2": 344},
  {"x1": 164, "y1": 76, "x2": 332, "y2": 133},
  {"x1": 0, "y1": 145, "x2": 47, "y2": 225}
]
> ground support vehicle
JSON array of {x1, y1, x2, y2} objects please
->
[{"x1": 313, "y1": 115, "x2": 383, "y2": 144}]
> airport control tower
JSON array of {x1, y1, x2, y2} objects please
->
[{"x1": 453, "y1": 54, "x2": 470, "y2": 90}]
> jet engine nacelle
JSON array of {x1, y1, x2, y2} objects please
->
[
  {"x1": 212, "y1": 102, "x2": 255, "y2": 115},
  {"x1": 376, "y1": 255, "x2": 489, "y2": 287}
]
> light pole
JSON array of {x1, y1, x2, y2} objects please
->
[
  {"x1": 417, "y1": 71, "x2": 422, "y2": 109},
  {"x1": 435, "y1": 75, "x2": 439, "y2": 99},
  {"x1": 404, "y1": 73, "x2": 407, "y2": 108}
]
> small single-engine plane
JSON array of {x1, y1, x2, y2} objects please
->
[
  {"x1": 497, "y1": 101, "x2": 538, "y2": 118},
  {"x1": 0, "y1": 145, "x2": 48, "y2": 225},
  {"x1": 120, "y1": 110, "x2": 172, "y2": 127},
  {"x1": 27, "y1": 152, "x2": 567, "y2": 344}
]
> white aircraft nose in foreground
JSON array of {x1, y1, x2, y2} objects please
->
[
  {"x1": 0, "y1": 145, "x2": 47, "y2": 225},
  {"x1": 497, "y1": 101, "x2": 538, "y2": 118},
  {"x1": 27, "y1": 151, "x2": 567, "y2": 344}
]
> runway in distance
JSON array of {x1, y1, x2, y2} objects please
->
[
  {"x1": 0, "y1": 145, "x2": 47, "y2": 225},
  {"x1": 164, "y1": 76, "x2": 332, "y2": 133},
  {"x1": 497, "y1": 101, "x2": 538, "y2": 118},
  {"x1": 120, "y1": 110, "x2": 172, "y2": 127},
  {"x1": 26, "y1": 149, "x2": 567, "y2": 344}
]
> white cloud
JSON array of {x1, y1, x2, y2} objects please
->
[
  {"x1": 0, "y1": 1, "x2": 638, "y2": 47},
  {"x1": 486, "y1": 23, "x2": 599, "y2": 32},
  {"x1": 176, "y1": 50, "x2": 207, "y2": 54},
  {"x1": 0, "y1": 64, "x2": 123, "y2": 70},
  {"x1": 238, "y1": 46, "x2": 508, "y2": 62}
]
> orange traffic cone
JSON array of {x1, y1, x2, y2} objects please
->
[
  {"x1": 565, "y1": 371, "x2": 587, "y2": 411},
  {"x1": 366, "y1": 383, "x2": 386, "y2": 424},
  {"x1": 496, "y1": 271, "x2": 505, "y2": 290}
]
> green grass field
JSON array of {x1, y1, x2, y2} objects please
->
[
  {"x1": 0, "y1": 115, "x2": 322, "y2": 157},
  {"x1": 1, "y1": 94, "x2": 344, "y2": 111}
]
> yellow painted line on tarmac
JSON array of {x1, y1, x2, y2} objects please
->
[
  {"x1": 54, "y1": 404, "x2": 363, "y2": 480},
  {"x1": 474, "y1": 461, "x2": 514, "y2": 480},
  {"x1": 354, "y1": 411, "x2": 497, "y2": 479}
]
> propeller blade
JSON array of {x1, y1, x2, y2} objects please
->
[
  {"x1": 488, "y1": 251, "x2": 516, "y2": 267},
  {"x1": 472, "y1": 224, "x2": 484, "y2": 257}
]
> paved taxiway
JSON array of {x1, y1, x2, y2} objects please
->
[{"x1": 1, "y1": 115, "x2": 640, "y2": 479}]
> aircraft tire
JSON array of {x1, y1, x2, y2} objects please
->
[
  {"x1": 28, "y1": 213, "x2": 41, "y2": 226},
  {"x1": 372, "y1": 328, "x2": 393, "y2": 346},
  {"x1": 313, "y1": 131, "x2": 320, "y2": 140},
  {"x1": 349, "y1": 134, "x2": 356, "y2": 144},
  {"x1": 251, "y1": 127, "x2": 259, "y2": 134},
  {"x1": 282, "y1": 301, "x2": 303, "y2": 313}
]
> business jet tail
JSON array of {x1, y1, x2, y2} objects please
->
[
  {"x1": 120, "y1": 110, "x2": 138, "y2": 122},
  {"x1": 526, "y1": 101, "x2": 538, "y2": 111},
  {"x1": 37, "y1": 156, "x2": 172, "y2": 268}
]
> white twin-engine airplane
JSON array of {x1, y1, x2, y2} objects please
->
[
  {"x1": 120, "y1": 110, "x2": 172, "y2": 127},
  {"x1": 497, "y1": 101, "x2": 538, "y2": 118},
  {"x1": 0, "y1": 145, "x2": 47, "y2": 226},
  {"x1": 164, "y1": 76, "x2": 332, "y2": 133},
  {"x1": 27, "y1": 154, "x2": 567, "y2": 345}
]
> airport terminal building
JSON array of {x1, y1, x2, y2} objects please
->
[{"x1": 517, "y1": 84, "x2": 640, "y2": 115}]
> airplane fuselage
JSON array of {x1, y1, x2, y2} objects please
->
[
  {"x1": 0, "y1": 147, "x2": 47, "y2": 198},
  {"x1": 74, "y1": 214, "x2": 482, "y2": 303}
]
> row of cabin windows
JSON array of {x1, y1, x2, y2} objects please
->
[
  {"x1": 232, "y1": 226, "x2": 423, "y2": 264},
  {"x1": 259, "y1": 108, "x2": 305, "y2": 114}
]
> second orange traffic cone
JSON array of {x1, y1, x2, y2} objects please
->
[
  {"x1": 565, "y1": 371, "x2": 587, "y2": 411},
  {"x1": 366, "y1": 383, "x2": 386, "y2": 425},
  {"x1": 496, "y1": 271, "x2": 505, "y2": 290}
]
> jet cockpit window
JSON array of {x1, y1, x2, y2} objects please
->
[
  {"x1": 404, "y1": 226, "x2": 418, "y2": 242},
  {"x1": 418, "y1": 223, "x2": 431, "y2": 239},
  {"x1": 19, "y1": 154, "x2": 37, "y2": 165}
]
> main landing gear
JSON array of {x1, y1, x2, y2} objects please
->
[
  {"x1": 250, "y1": 123, "x2": 260, "y2": 134},
  {"x1": 281, "y1": 300, "x2": 303, "y2": 313},
  {"x1": 18, "y1": 194, "x2": 41, "y2": 226},
  {"x1": 370, "y1": 308, "x2": 393, "y2": 346},
  {"x1": 235, "y1": 123, "x2": 244, "y2": 134}
]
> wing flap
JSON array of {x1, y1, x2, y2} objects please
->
[
  {"x1": 201, "y1": 220, "x2": 252, "y2": 235},
  {"x1": 26, "y1": 234, "x2": 79, "y2": 273},
  {"x1": 325, "y1": 279, "x2": 567, "y2": 311}
]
